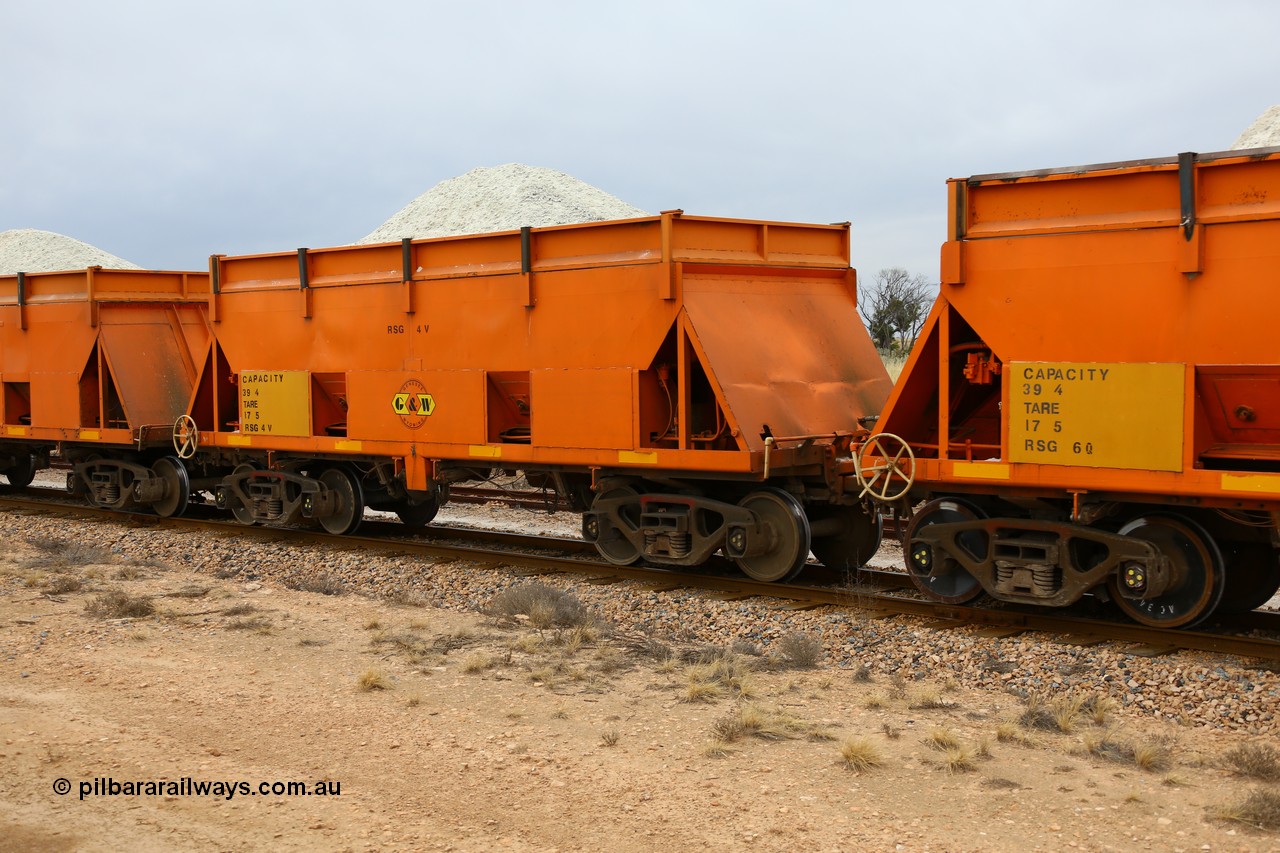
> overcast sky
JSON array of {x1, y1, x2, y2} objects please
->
[{"x1": 3, "y1": 1, "x2": 1277, "y2": 281}]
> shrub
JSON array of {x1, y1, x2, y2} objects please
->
[
  {"x1": 776, "y1": 632, "x2": 824, "y2": 668},
  {"x1": 488, "y1": 582, "x2": 593, "y2": 628},
  {"x1": 84, "y1": 590, "x2": 154, "y2": 618}
]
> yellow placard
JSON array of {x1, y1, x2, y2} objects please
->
[
  {"x1": 239, "y1": 370, "x2": 311, "y2": 437},
  {"x1": 618, "y1": 450, "x2": 659, "y2": 465},
  {"x1": 950, "y1": 461, "x2": 1009, "y2": 480},
  {"x1": 469, "y1": 445, "x2": 502, "y2": 458},
  {"x1": 1221, "y1": 473, "x2": 1280, "y2": 495},
  {"x1": 79, "y1": 429, "x2": 100, "y2": 440},
  {"x1": 1008, "y1": 363, "x2": 1184, "y2": 472}
]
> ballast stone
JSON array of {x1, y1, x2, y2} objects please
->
[
  {"x1": 1231, "y1": 105, "x2": 1280, "y2": 150},
  {"x1": 357, "y1": 163, "x2": 648, "y2": 244},
  {"x1": 0, "y1": 228, "x2": 142, "y2": 275}
]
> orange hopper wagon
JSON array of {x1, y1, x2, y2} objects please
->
[
  {"x1": 0, "y1": 267, "x2": 211, "y2": 514},
  {"x1": 863, "y1": 148, "x2": 1280, "y2": 627},
  {"x1": 195, "y1": 212, "x2": 891, "y2": 581}
]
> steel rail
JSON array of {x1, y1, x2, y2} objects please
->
[{"x1": 1, "y1": 492, "x2": 1277, "y2": 662}]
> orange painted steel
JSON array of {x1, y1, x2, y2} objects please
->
[
  {"x1": 871, "y1": 148, "x2": 1280, "y2": 626},
  {"x1": 201, "y1": 212, "x2": 890, "y2": 490},
  {"x1": 0, "y1": 268, "x2": 210, "y2": 449}
]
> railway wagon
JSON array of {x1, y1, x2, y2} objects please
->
[
  {"x1": 863, "y1": 147, "x2": 1280, "y2": 627},
  {"x1": 0, "y1": 267, "x2": 211, "y2": 515},
  {"x1": 193, "y1": 212, "x2": 892, "y2": 581}
]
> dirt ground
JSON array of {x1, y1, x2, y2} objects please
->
[{"x1": 3, "y1": 537, "x2": 1279, "y2": 852}]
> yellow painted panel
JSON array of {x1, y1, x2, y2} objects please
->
[
  {"x1": 618, "y1": 450, "x2": 659, "y2": 464},
  {"x1": 6, "y1": 426, "x2": 27, "y2": 436},
  {"x1": 240, "y1": 370, "x2": 310, "y2": 438},
  {"x1": 1221, "y1": 473, "x2": 1280, "y2": 495},
  {"x1": 950, "y1": 461, "x2": 1009, "y2": 480},
  {"x1": 227, "y1": 435, "x2": 252, "y2": 446},
  {"x1": 334, "y1": 440, "x2": 363, "y2": 452},
  {"x1": 79, "y1": 429, "x2": 100, "y2": 440},
  {"x1": 469, "y1": 445, "x2": 502, "y2": 458},
  {"x1": 1008, "y1": 363, "x2": 1184, "y2": 472}
]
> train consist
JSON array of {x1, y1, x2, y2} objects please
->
[
  {"x1": 0, "y1": 213, "x2": 891, "y2": 583},
  {"x1": 2, "y1": 146, "x2": 1279, "y2": 628}
]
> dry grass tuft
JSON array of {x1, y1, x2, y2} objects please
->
[
  {"x1": 21, "y1": 538, "x2": 114, "y2": 570},
  {"x1": 924, "y1": 727, "x2": 962, "y2": 751},
  {"x1": 165, "y1": 585, "x2": 210, "y2": 599},
  {"x1": 982, "y1": 777, "x2": 1021, "y2": 790},
  {"x1": 1213, "y1": 788, "x2": 1280, "y2": 831},
  {"x1": 995, "y1": 721, "x2": 1025, "y2": 744},
  {"x1": 461, "y1": 652, "x2": 495, "y2": 673},
  {"x1": 600, "y1": 729, "x2": 620, "y2": 747},
  {"x1": 864, "y1": 692, "x2": 888, "y2": 710},
  {"x1": 1019, "y1": 693, "x2": 1085, "y2": 733},
  {"x1": 710, "y1": 703, "x2": 814, "y2": 743},
  {"x1": 909, "y1": 688, "x2": 958, "y2": 710},
  {"x1": 364, "y1": 619, "x2": 385, "y2": 631},
  {"x1": 703, "y1": 739, "x2": 735, "y2": 758},
  {"x1": 1223, "y1": 742, "x2": 1280, "y2": 782},
  {"x1": 881, "y1": 722, "x2": 901, "y2": 740},
  {"x1": 223, "y1": 603, "x2": 257, "y2": 616},
  {"x1": 1082, "y1": 692, "x2": 1119, "y2": 725},
  {"x1": 1082, "y1": 729, "x2": 1172, "y2": 772},
  {"x1": 852, "y1": 663, "x2": 874, "y2": 683},
  {"x1": 357, "y1": 668, "x2": 392, "y2": 691},
  {"x1": 225, "y1": 615, "x2": 273, "y2": 633},
  {"x1": 940, "y1": 745, "x2": 977, "y2": 773},
  {"x1": 43, "y1": 574, "x2": 84, "y2": 594},
  {"x1": 681, "y1": 651, "x2": 755, "y2": 703},
  {"x1": 618, "y1": 632, "x2": 674, "y2": 661},
  {"x1": 775, "y1": 632, "x2": 824, "y2": 668},
  {"x1": 1132, "y1": 740, "x2": 1173, "y2": 772},
  {"x1": 838, "y1": 737, "x2": 884, "y2": 772},
  {"x1": 84, "y1": 589, "x2": 154, "y2": 619},
  {"x1": 512, "y1": 633, "x2": 545, "y2": 654}
]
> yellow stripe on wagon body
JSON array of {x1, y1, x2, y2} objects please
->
[{"x1": 1221, "y1": 473, "x2": 1280, "y2": 495}]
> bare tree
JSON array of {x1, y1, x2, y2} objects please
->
[{"x1": 857, "y1": 268, "x2": 935, "y2": 353}]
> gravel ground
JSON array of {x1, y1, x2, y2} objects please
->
[
  {"x1": 3, "y1": 504, "x2": 1277, "y2": 737},
  {"x1": 0, "y1": 228, "x2": 142, "y2": 274},
  {"x1": 356, "y1": 163, "x2": 647, "y2": 244}
]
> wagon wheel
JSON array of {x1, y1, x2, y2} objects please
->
[
  {"x1": 589, "y1": 485, "x2": 644, "y2": 566},
  {"x1": 855, "y1": 433, "x2": 915, "y2": 502},
  {"x1": 904, "y1": 497, "x2": 988, "y2": 604},
  {"x1": 2, "y1": 452, "x2": 36, "y2": 488},
  {"x1": 808, "y1": 503, "x2": 883, "y2": 572},
  {"x1": 150, "y1": 456, "x2": 190, "y2": 518},
  {"x1": 172, "y1": 415, "x2": 199, "y2": 460},
  {"x1": 1108, "y1": 514, "x2": 1226, "y2": 629},
  {"x1": 318, "y1": 467, "x2": 365, "y2": 536},
  {"x1": 735, "y1": 488, "x2": 812, "y2": 583}
]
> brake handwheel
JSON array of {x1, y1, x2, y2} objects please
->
[
  {"x1": 172, "y1": 415, "x2": 199, "y2": 460},
  {"x1": 854, "y1": 432, "x2": 916, "y2": 502}
]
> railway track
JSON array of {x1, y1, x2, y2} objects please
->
[{"x1": 2, "y1": 489, "x2": 1278, "y2": 663}]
